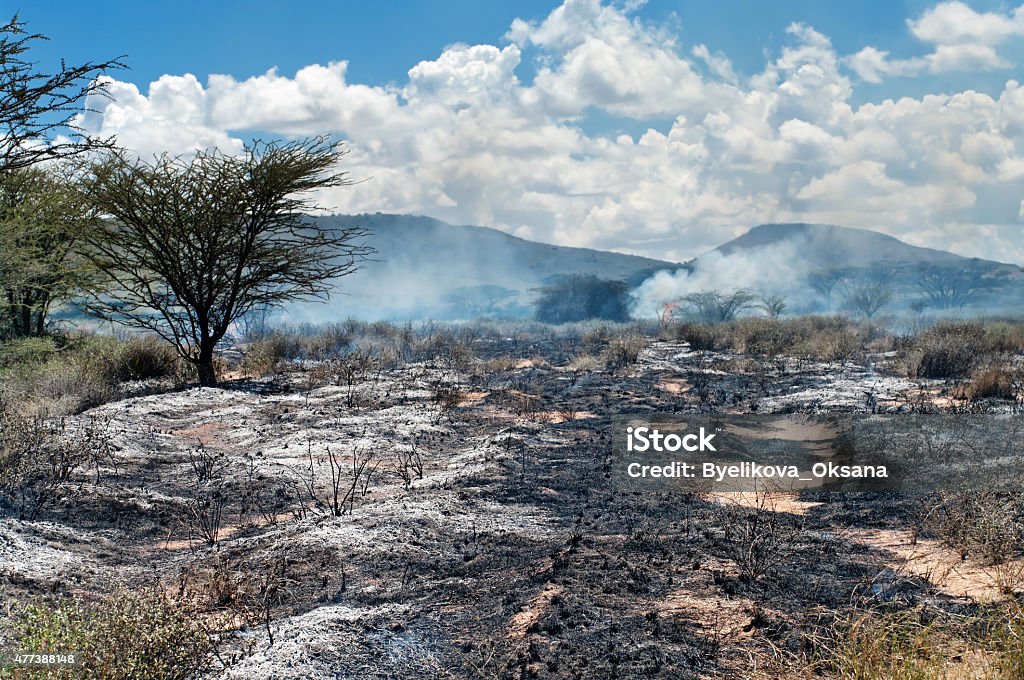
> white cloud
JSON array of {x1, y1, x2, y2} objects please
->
[
  {"x1": 909, "y1": 1, "x2": 1023, "y2": 45},
  {"x1": 692, "y1": 44, "x2": 737, "y2": 83},
  {"x1": 847, "y1": 1, "x2": 1024, "y2": 80},
  {"x1": 75, "y1": 0, "x2": 1024, "y2": 265}
]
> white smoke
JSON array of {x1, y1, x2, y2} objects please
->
[{"x1": 630, "y1": 239, "x2": 818, "y2": 318}]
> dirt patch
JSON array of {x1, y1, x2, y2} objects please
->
[
  {"x1": 709, "y1": 492, "x2": 824, "y2": 516},
  {"x1": 848, "y1": 527, "x2": 1024, "y2": 602}
]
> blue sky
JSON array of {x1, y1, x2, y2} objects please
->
[
  {"x1": 17, "y1": 1, "x2": 1021, "y2": 102},
  {"x1": 9, "y1": 1, "x2": 1024, "y2": 264}
]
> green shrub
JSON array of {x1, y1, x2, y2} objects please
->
[
  {"x1": 0, "y1": 337, "x2": 61, "y2": 368},
  {"x1": 1, "y1": 589, "x2": 215, "y2": 680}
]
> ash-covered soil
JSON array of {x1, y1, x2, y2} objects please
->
[{"x1": 0, "y1": 339, "x2": 1013, "y2": 678}]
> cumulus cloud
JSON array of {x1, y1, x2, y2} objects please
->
[
  {"x1": 847, "y1": 1, "x2": 1024, "y2": 81},
  {"x1": 75, "y1": 0, "x2": 1024, "y2": 265}
]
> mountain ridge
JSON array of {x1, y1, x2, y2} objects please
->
[{"x1": 284, "y1": 214, "x2": 1022, "y2": 321}]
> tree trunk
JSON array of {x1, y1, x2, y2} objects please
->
[{"x1": 197, "y1": 343, "x2": 218, "y2": 387}]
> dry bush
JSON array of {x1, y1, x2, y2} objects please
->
[
  {"x1": 671, "y1": 321, "x2": 722, "y2": 350},
  {"x1": 721, "y1": 491, "x2": 805, "y2": 582},
  {"x1": 668, "y1": 316, "x2": 877, "y2": 362},
  {"x1": 903, "y1": 321, "x2": 1022, "y2": 379},
  {"x1": 408, "y1": 327, "x2": 475, "y2": 369},
  {"x1": 239, "y1": 334, "x2": 299, "y2": 377},
  {"x1": 0, "y1": 334, "x2": 188, "y2": 415},
  {"x1": 810, "y1": 603, "x2": 1024, "y2": 679},
  {"x1": 958, "y1": 365, "x2": 1019, "y2": 401},
  {"x1": 580, "y1": 324, "x2": 615, "y2": 355},
  {"x1": 91, "y1": 335, "x2": 182, "y2": 382},
  {"x1": 918, "y1": 491, "x2": 1024, "y2": 564},
  {"x1": 601, "y1": 332, "x2": 648, "y2": 370},
  {"x1": 908, "y1": 326, "x2": 983, "y2": 378}
]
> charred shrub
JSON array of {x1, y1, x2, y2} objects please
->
[
  {"x1": 721, "y1": 492, "x2": 805, "y2": 582},
  {"x1": 0, "y1": 408, "x2": 110, "y2": 520}
]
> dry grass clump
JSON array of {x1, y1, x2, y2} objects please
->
[
  {"x1": 479, "y1": 356, "x2": 518, "y2": 374},
  {"x1": 811, "y1": 602, "x2": 1024, "y2": 679},
  {"x1": 668, "y1": 316, "x2": 881, "y2": 362},
  {"x1": 904, "y1": 321, "x2": 1024, "y2": 379},
  {"x1": 566, "y1": 354, "x2": 600, "y2": 373},
  {"x1": 601, "y1": 332, "x2": 648, "y2": 370},
  {"x1": 955, "y1": 365, "x2": 1019, "y2": 401}
]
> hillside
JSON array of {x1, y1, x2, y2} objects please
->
[
  {"x1": 711, "y1": 223, "x2": 991, "y2": 269},
  {"x1": 285, "y1": 214, "x2": 678, "y2": 321},
  {"x1": 638, "y1": 222, "x2": 1024, "y2": 316},
  {"x1": 285, "y1": 218, "x2": 1023, "y2": 322}
]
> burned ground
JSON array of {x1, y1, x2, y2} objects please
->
[{"x1": 2, "y1": 325, "x2": 1023, "y2": 678}]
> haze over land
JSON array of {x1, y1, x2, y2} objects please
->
[{"x1": 285, "y1": 215, "x2": 1024, "y2": 322}]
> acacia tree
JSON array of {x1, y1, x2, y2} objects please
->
[
  {"x1": 81, "y1": 138, "x2": 372, "y2": 386},
  {"x1": 0, "y1": 167, "x2": 95, "y2": 337},
  {"x1": 843, "y1": 281, "x2": 892, "y2": 319},
  {"x1": 679, "y1": 289, "x2": 757, "y2": 323},
  {"x1": 0, "y1": 15, "x2": 124, "y2": 173},
  {"x1": 916, "y1": 266, "x2": 984, "y2": 309}
]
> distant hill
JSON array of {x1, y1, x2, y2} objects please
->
[
  {"x1": 713, "y1": 223, "x2": 976, "y2": 269},
  {"x1": 661, "y1": 222, "x2": 1024, "y2": 315},
  {"x1": 285, "y1": 213, "x2": 678, "y2": 321}
]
